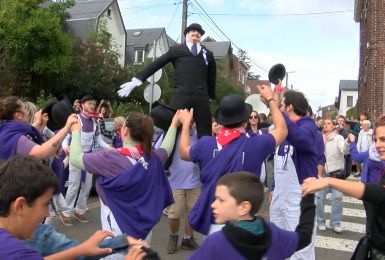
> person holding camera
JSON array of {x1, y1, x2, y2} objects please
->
[
  {"x1": 97, "y1": 99, "x2": 113, "y2": 119},
  {"x1": 316, "y1": 118, "x2": 350, "y2": 233}
]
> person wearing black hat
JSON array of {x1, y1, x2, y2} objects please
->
[
  {"x1": 177, "y1": 85, "x2": 288, "y2": 236},
  {"x1": 61, "y1": 95, "x2": 111, "y2": 226},
  {"x1": 118, "y1": 23, "x2": 216, "y2": 138}
]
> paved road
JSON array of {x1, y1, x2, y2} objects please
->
[{"x1": 50, "y1": 176, "x2": 365, "y2": 260}]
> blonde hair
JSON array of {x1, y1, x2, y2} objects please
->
[
  {"x1": 114, "y1": 116, "x2": 125, "y2": 129},
  {"x1": 362, "y1": 120, "x2": 371, "y2": 127},
  {"x1": 24, "y1": 101, "x2": 38, "y2": 124}
]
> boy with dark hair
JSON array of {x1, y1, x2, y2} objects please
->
[
  {"x1": 189, "y1": 172, "x2": 315, "y2": 260},
  {"x1": 0, "y1": 155, "x2": 121, "y2": 259}
]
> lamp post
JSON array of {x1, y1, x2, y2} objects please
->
[{"x1": 285, "y1": 71, "x2": 295, "y2": 90}]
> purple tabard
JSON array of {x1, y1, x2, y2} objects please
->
[
  {"x1": 0, "y1": 121, "x2": 44, "y2": 159},
  {"x1": 97, "y1": 151, "x2": 174, "y2": 239},
  {"x1": 189, "y1": 136, "x2": 248, "y2": 235}
]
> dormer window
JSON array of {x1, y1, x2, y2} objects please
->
[{"x1": 134, "y1": 50, "x2": 145, "y2": 64}]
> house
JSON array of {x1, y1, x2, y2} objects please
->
[
  {"x1": 354, "y1": 0, "x2": 385, "y2": 118},
  {"x1": 125, "y1": 27, "x2": 177, "y2": 65},
  {"x1": 246, "y1": 80, "x2": 271, "y2": 95},
  {"x1": 317, "y1": 104, "x2": 338, "y2": 119},
  {"x1": 201, "y1": 40, "x2": 250, "y2": 91},
  {"x1": 335, "y1": 80, "x2": 358, "y2": 116},
  {"x1": 64, "y1": 0, "x2": 126, "y2": 66}
]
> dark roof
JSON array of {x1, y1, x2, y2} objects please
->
[
  {"x1": 126, "y1": 28, "x2": 165, "y2": 48},
  {"x1": 339, "y1": 80, "x2": 358, "y2": 91},
  {"x1": 167, "y1": 35, "x2": 178, "y2": 47},
  {"x1": 201, "y1": 41, "x2": 231, "y2": 59},
  {"x1": 64, "y1": 19, "x2": 97, "y2": 41},
  {"x1": 67, "y1": 0, "x2": 113, "y2": 20}
]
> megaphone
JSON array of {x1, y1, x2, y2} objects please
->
[{"x1": 268, "y1": 64, "x2": 286, "y2": 84}]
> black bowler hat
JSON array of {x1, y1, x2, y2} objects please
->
[
  {"x1": 268, "y1": 63, "x2": 286, "y2": 84},
  {"x1": 43, "y1": 96, "x2": 74, "y2": 130},
  {"x1": 150, "y1": 102, "x2": 176, "y2": 131},
  {"x1": 81, "y1": 95, "x2": 95, "y2": 103},
  {"x1": 215, "y1": 94, "x2": 252, "y2": 126},
  {"x1": 184, "y1": 23, "x2": 205, "y2": 36}
]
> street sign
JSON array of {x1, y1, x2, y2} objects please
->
[{"x1": 144, "y1": 83, "x2": 161, "y2": 103}]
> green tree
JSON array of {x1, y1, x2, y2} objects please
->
[
  {"x1": 346, "y1": 106, "x2": 357, "y2": 121},
  {"x1": 0, "y1": 0, "x2": 74, "y2": 98},
  {"x1": 246, "y1": 72, "x2": 260, "y2": 80}
]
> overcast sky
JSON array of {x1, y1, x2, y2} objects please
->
[{"x1": 117, "y1": 0, "x2": 359, "y2": 111}]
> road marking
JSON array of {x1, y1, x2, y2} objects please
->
[
  {"x1": 321, "y1": 221, "x2": 366, "y2": 234},
  {"x1": 316, "y1": 236, "x2": 358, "y2": 252},
  {"x1": 325, "y1": 194, "x2": 363, "y2": 204},
  {"x1": 324, "y1": 205, "x2": 366, "y2": 218}
]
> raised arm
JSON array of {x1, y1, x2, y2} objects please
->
[
  {"x1": 179, "y1": 109, "x2": 194, "y2": 161},
  {"x1": 348, "y1": 133, "x2": 369, "y2": 163},
  {"x1": 258, "y1": 85, "x2": 287, "y2": 147},
  {"x1": 29, "y1": 114, "x2": 78, "y2": 160},
  {"x1": 69, "y1": 122, "x2": 85, "y2": 170},
  {"x1": 160, "y1": 110, "x2": 181, "y2": 156}
]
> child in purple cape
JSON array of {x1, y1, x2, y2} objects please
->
[{"x1": 189, "y1": 172, "x2": 315, "y2": 260}]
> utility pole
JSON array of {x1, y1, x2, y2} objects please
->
[{"x1": 181, "y1": 0, "x2": 188, "y2": 43}]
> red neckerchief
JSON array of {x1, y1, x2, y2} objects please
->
[
  {"x1": 216, "y1": 127, "x2": 243, "y2": 147},
  {"x1": 81, "y1": 111, "x2": 103, "y2": 120},
  {"x1": 117, "y1": 145, "x2": 144, "y2": 160}
]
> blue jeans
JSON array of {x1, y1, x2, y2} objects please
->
[{"x1": 316, "y1": 187, "x2": 343, "y2": 227}]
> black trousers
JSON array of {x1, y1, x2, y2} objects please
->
[{"x1": 169, "y1": 94, "x2": 212, "y2": 138}]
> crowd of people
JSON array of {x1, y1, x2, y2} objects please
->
[{"x1": 0, "y1": 22, "x2": 385, "y2": 260}]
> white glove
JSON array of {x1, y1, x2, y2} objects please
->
[{"x1": 117, "y1": 77, "x2": 142, "y2": 97}]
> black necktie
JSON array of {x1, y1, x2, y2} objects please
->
[{"x1": 191, "y1": 43, "x2": 197, "y2": 56}]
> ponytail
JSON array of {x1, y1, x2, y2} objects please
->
[{"x1": 125, "y1": 113, "x2": 154, "y2": 159}]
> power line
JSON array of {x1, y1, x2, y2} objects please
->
[
  {"x1": 192, "y1": 0, "x2": 268, "y2": 72},
  {"x1": 166, "y1": 1, "x2": 181, "y2": 30},
  {"x1": 189, "y1": 9, "x2": 353, "y2": 19},
  {"x1": 188, "y1": 1, "x2": 226, "y2": 41}
]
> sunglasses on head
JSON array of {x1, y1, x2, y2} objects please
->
[{"x1": 249, "y1": 115, "x2": 258, "y2": 119}]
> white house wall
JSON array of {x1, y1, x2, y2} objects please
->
[
  {"x1": 339, "y1": 90, "x2": 358, "y2": 116},
  {"x1": 147, "y1": 32, "x2": 169, "y2": 58},
  {"x1": 99, "y1": 2, "x2": 126, "y2": 66}
]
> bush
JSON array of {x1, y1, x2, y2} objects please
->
[{"x1": 111, "y1": 100, "x2": 144, "y2": 117}]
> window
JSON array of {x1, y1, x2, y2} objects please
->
[
  {"x1": 107, "y1": 8, "x2": 111, "y2": 18},
  {"x1": 347, "y1": 96, "x2": 353, "y2": 107},
  {"x1": 134, "y1": 50, "x2": 145, "y2": 64},
  {"x1": 133, "y1": 31, "x2": 141, "y2": 36}
]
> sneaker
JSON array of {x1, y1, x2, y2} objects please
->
[
  {"x1": 318, "y1": 225, "x2": 326, "y2": 231},
  {"x1": 72, "y1": 209, "x2": 90, "y2": 223},
  {"x1": 333, "y1": 226, "x2": 342, "y2": 234},
  {"x1": 163, "y1": 208, "x2": 168, "y2": 216},
  {"x1": 167, "y1": 234, "x2": 179, "y2": 254},
  {"x1": 59, "y1": 213, "x2": 74, "y2": 227},
  {"x1": 326, "y1": 223, "x2": 342, "y2": 233},
  {"x1": 354, "y1": 172, "x2": 361, "y2": 178},
  {"x1": 181, "y1": 236, "x2": 199, "y2": 250}
]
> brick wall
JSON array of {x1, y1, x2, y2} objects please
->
[{"x1": 357, "y1": 0, "x2": 385, "y2": 120}]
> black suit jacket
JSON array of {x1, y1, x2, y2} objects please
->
[{"x1": 135, "y1": 44, "x2": 216, "y2": 100}]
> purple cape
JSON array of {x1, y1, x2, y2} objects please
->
[
  {"x1": 0, "y1": 120, "x2": 44, "y2": 159},
  {"x1": 97, "y1": 151, "x2": 174, "y2": 239},
  {"x1": 189, "y1": 136, "x2": 248, "y2": 235}
]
